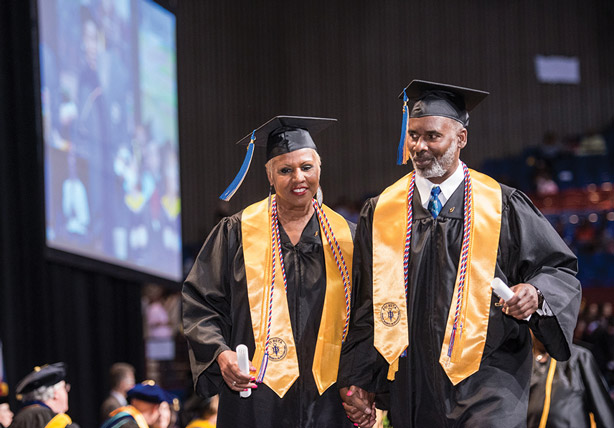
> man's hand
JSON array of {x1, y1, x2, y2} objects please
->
[
  {"x1": 217, "y1": 350, "x2": 257, "y2": 392},
  {"x1": 501, "y1": 283, "x2": 538, "y2": 320},
  {"x1": 339, "y1": 385, "x2": 376, "y2": 427}
]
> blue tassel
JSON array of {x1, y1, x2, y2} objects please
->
[
  {"x1": 219, "y1": 131, "x2": 256, "y2": 201},
  {"x1": 396, "y1": 90, "x2": 409, "y2": 165}
]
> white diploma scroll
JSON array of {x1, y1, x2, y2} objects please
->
[
  {"x1": 491, "y1": 277, "x2": 514, "y2": 301},
  {"x1": 236, "y1": 344, "x2": 251, "y2": 398}
]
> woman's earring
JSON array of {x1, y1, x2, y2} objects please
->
[
  {"x1": 316, "y1": 186, "x2": 323, "y2": 207},
  {"x1": 268, "y1": 185, "x2": 274, "y2": 210}
]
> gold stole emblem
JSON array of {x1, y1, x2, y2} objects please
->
[
  {"x1": 372, "y1": 170, "x2": 502, "y2": 384},
  {"x1": 242, "y1": 197, "x2": 353, "y2": 397}
]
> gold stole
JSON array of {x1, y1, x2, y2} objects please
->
[
  {"x1": 372, "y1": 169, "x2": 502, "y2": 384},
  {"x1": 242, "y1": 197, "x2": 353, "y2": 397},
  {"x1": 44, "y1": 414, "x2": 72, "y2": 428},
  {"x1": 109, "y1": 406, "x2": 149, "y2": 428},
  {"x1": 538, "y1": 358, "x2": 557, "y2": 428}
]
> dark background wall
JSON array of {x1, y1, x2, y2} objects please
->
[
  {"x1": 1, "y1": 1, "x2": 613, "y2": 427},
  {"x1": 177, "y1": 0, "x2": 614, "y2": 243}
]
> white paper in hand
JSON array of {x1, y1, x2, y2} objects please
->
[
  {"x1": 236, "y1": 344, "x2": 251, "y2": 398},
  {"x1": 490, "y1": 277, "x2": 530, "y2": 320},
  {"x1": 491, "y1": 277, "x2": 514, "y2": 301}
]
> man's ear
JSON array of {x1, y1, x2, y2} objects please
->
[{"x1": 458, "y1": 128, "x2": 468, "y2": 149}]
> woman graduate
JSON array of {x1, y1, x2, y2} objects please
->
[{"x1": 182, "y1": 116, "x2": 355, "y2": 428}]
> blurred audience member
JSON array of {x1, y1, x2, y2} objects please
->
[
  {"x1": 152, "y1": 401, "x2": 171, "y2": 428},
  {"x1": 0, "y1": 394, "x2": 13, "y2": 428},
  {"x1": 152, "y1": 395, "x2": 179, "y2": 428},
  {"x1": 576, "y1": 131, "x2": 608, "y2": 156},
  {"x1": 535, "y1": 169, "x2": 559, "y2": 196},
  {"x1": 583, "y1": 303, "x2": 611, "y2": 374},
  {"x1": 574, "y1": 218, "x2": 598, "y2": 254},
  {"x1": 100, "y1": 362, "x2": 136, "y2": 423},
  {"x1": 11, "y1": 363, "x2": 78, "y2": 428},
  {"x1": 331, "y1": 196, "x2": 361, "y2": 224},
  {"x1": 537, "y1": 131, "x2": 563, "y2": 163},
  {"x1": 144, "y1": 285, "x2": 173, "y2": 340},
  {"x1": 528, "y1": 336, "x2": 614, "y2": 427},
  {"x1": 183, "y1": 394, "x2": 218, "y2": 428},
  {"x1": 101, "y1": 381, "x2": 172, "y2": 428}
]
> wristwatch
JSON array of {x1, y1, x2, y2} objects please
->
[{"x1": 535, "y1": 288, "x2": 544, "y2": 310}]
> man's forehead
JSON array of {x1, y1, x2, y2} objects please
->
[{"x1": 407, "y1": 115, "x2": 460, "y2": 131}]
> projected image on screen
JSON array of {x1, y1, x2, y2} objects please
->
[{"x1": 38, "y1": 0, "x2": 182, "y2": 282}]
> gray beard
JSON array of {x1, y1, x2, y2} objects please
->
[{"x1": 412, "y1": 140, "x2": 458, "y2": 179}]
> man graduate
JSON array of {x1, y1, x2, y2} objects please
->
[{"x1": 338, "y1": 80, "x2": 582, "y2": 428}]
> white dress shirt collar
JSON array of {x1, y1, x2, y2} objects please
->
[
  {"x1": 111, "y1": 390, "x2": 127, "y2": 407},
  {"x1": 415, "y1": 162, "x2": 464, "y2": 209}
]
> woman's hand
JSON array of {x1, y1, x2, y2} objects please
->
[
  {"x1": 217, "y1": 350, "x2": 257, "y2": 392},
  {"x1": 339, "y1": 385, "x2": 376, "y2": 427}
]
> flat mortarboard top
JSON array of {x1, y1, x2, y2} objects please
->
[
  {"x1": 236, "y1": 115, "x2": 336, "y2": 160},
  {"x1": 220, "y1": 115, "x2": 337, "y2": 201},
  {"x1": 15, "y1": 363, "x2": 66, "y2": 396},
  {"x1": 127, "y1": 380, "x2": 174, "y2": 405},
  {"x1": 395, "y1": 80, "x2": 488, "y2": 165},
  {"x1": 400, "y1": 80, "x2": 489, "y2": 128}
]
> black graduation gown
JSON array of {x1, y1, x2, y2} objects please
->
[
  {"x1": 527, "y1": 344, "x2": 614, "y2": 428},
  {"x1": 338, "y1": 180, "x2": 582, "y2": 428},
  {"x1": 10, "y1": 405, "x2": 79, "y2": 428},
  {"x1": 182, "y1": 212, "x2": 355, "y2": 428}
]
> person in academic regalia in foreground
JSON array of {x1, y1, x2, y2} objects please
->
[
  {"x1": 527, "y1": 336, "x2": 614, "y2": 428},
  {"x1": 338, "y1": 80, "x2": 582, "y2": 428},
  {"x1": 182, "y1": 116, "x2": 355, "y2": 428},
  {"x1": 0, "y1": 381, "x2": 13, "y2": 428},
  {"x1": 10, "y1": 362, "x2": 79, "y2": 428},
  {"x1": 101, "y1": 381, "x2": 176, "y2": 428}
]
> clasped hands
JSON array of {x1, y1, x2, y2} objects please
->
[{"x1": 339, "y1": 385, "x2": 376, "y2": 427}]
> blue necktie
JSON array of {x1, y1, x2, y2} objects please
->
[{"x1": 428, "y1": 186, "x2": 442, "y2": 219}]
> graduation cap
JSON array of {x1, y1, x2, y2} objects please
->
[
  {"x1": 219, "y1": 115, "x2": 337, "y2": 201},
  {"x1": 396, "y1": 80, "x2": 489, "y2": 164},
  {"x1": 15, "y1": 363, "x2": 66, "y2": 398},
  {"x1": 127, "y1": 380, "x2": 175, "y2": 405}
]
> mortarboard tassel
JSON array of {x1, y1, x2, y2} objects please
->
[
  {"x1": 219, "y1": 130, "x2": 256, "y2": 201},
  {"x1": 396, "y1": 90, "x2": 409, "y2": 165}
]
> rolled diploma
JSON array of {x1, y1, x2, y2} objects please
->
[{"x1": 236, "y1": 344, "x2": 252, "y2": 398}]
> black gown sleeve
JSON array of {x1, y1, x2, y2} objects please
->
[
  {"x1": 182, "y1": 215, "x2": 241, "y2": 397},
  {"x1": 499, "y1": 188, "x2": 581, "y2": 361},
  {"x1": 338, "y1": 198, "x2": 389, "y2": 393}
]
